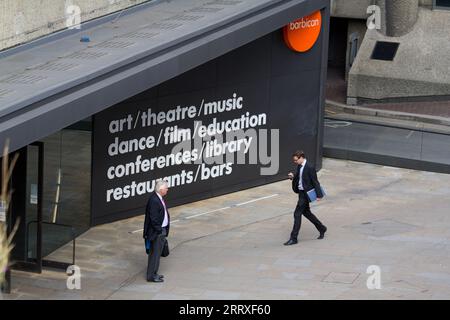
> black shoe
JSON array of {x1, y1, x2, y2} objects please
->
[
  {"x1": 155, "y1": 274, "x2": 164, "y2": 279},
  {"x1": 318, "y1": 226, "x2": 327, "y2": 239},
  {"x1": 147, "y1": 276, "x2": 164, "y2": 283},
  {"x1": 284, "y1": 239, "x2": 298, "y2": 246}
]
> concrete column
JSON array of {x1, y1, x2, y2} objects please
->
[
  {"x1": 385, "y1": 0, "x2": 419, "y2": 37},
  {"x1": 375, "y1": 0, "x2": 387, "y2": 35}
]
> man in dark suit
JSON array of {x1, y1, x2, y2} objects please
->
[
  {"x1": 143, "y1": 180, "x2": 170, "y2": 282},
  {"x1": 285, "y1": 150, "x2": 327, "y2": 245}
]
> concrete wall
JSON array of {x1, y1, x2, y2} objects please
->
[
  {"x1": 330, "y1": 0, "x2": 448, "y2": 103},
  {"x1": 385, "y1": 0, "x2": 419, "y2": 37},
  {"x1": 420, "y1": 0, "x2": 433, "y2": 7},
  {"x1": 331, "y1": 0, "x2": 432, "y2": 20},
  {"x1": 345, "y1": 19, "x2": 367, "y2": 78},
  {"x1": 331, "y1": 0, "x2": 372, "y2": 19},
  {"x1": 0, "y1": 0, "x2": 151, "y2": 51},
  {"x1": 347, "y1": 7, "x2": 450, "y2": 103}
]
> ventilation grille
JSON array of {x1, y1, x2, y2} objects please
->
[
  {"x1": 206, "y1": 0, "x2": 243, "y2": 5},
  {"x1": 94, "y1": 40, "x2": 135, "y2": 49},
  {"x1": 29, "y1": 61, "x2": 78, "y2": 71},
  {"x1": 148, "y1": 22, "x2": 182, "y2": 30},
  {"x1": 189, "y1": 6, "x2": 224, "y2": 13},
  {"x1": 0, "y1": 88, "x2": 14, "y2": 98},
  {"x1": 166, "y1": 14, "x2": 204, "y2": 21},
  {"x1": 121, "y1": 31, "x2": 159, "y2": 39},
  {"x1": 0, "y1": 73, "x2": 46, "y2": 84},
  {"x1": 62, "y1": 50, "x2": 108, "y2": 60}
]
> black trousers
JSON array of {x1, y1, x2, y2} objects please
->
[
  {"x1": 147, "y1": 228, "x2": 167, "y2": 280},
  {"x1": 290, "y1": 191, "x2": 325, "y2": 240}
]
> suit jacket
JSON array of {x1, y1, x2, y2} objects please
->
[
  {"x1": 143, "y1": 191, "x2": 170, "y2": 240},
  {"x1": 291, "y1": 161, "x2": 323, "y2": 201}
]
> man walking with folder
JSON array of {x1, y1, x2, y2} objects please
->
[{"x1": 285, "y1": 150, "x2": 327, "y2": 245}]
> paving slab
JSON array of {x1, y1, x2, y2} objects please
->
[{"x1": 4, "y1": 158, "x2": 450, "y2": 300}]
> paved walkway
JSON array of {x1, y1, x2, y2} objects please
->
[
  {"x1": 3, "y1": 158, "x2": 450, "y2": 299},
  {"x1": 326, "y1": 67, "x2": 450, "y2": 119}
]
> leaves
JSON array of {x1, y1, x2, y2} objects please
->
[{"x1": 0, "y1": 139, "x2": 19, "y2": 286}]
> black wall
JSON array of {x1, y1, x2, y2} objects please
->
[{"x1": 92, "y1": 28, "x2": 325, "y2": 225}]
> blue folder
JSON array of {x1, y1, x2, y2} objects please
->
[
  {"x1": 145, "y1": 239, "x2": 151, "y2": 254},
  {"x1": 306, "y1": 186, "x2": 326, "y2": 202}
]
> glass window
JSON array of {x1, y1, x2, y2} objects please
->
[
  {"x1": 40, "y1": 118, "x2": 92, "y2": 257},
  {"x1": 435, "y1": 0, "x2": 450, "y2": 8},
  {"x1": 10, "y1": 118, "x2": 92, "y2": 266}
]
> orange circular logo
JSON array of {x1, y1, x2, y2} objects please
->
[{"x1": 283, "y1": 11, "x2": 322, "y2": 52}]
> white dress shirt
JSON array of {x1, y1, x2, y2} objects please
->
[
  {"x1": 156, "y1": 192, "x2": 169, "y2": 227},
  {"x1": 298, "y1": 159, "x2": 307, "y2": 191}
]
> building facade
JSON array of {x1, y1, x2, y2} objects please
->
[
  {"x1": 329, "y1": 0, "x2": 450, "y2": 104},
  {"x1": 0, "y1": 0, "x2": 330, "y2": 276}
]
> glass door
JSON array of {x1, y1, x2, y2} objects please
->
[
  {"x1": 12, "y1": 142, "x2": 44, "y2": 273},
  {"x1": 11, "y1": 119, "x2": 92, "y2": 275},
  {"x1": 25, "y1": 142, "x2": 43, "y2": 271}
]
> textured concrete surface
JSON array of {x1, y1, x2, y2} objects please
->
[
  {"x1": 3, "y1": 158, "x2": 450, "y2": 300},
  {"x1": 0, "y1": 0, "x2": 152, "y2": 51},
  {"x1": 345, "y1": 20, "x2": 367, "y2": 78},
  {"x1": 326, "y1": 100, "x2": 450, "y2": 127},
  {"x1": 361, "y1": 101, "x2": 450, "y2": 120},
  {"x1": 331, "y1": 0, "x2": 431, "y2": 20},
  {"x1": 331, "y1": 0, "x2": 372, "y2": 19},
  {"x1": 385, "y1": 0, "x2": 419, "y2": 37},
  {"x1": 348, "y1": 7, "x2": 450, "y2": 101},
  {"x1": 326, "y1": 69, "x2": 450, "y2": 122}
]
